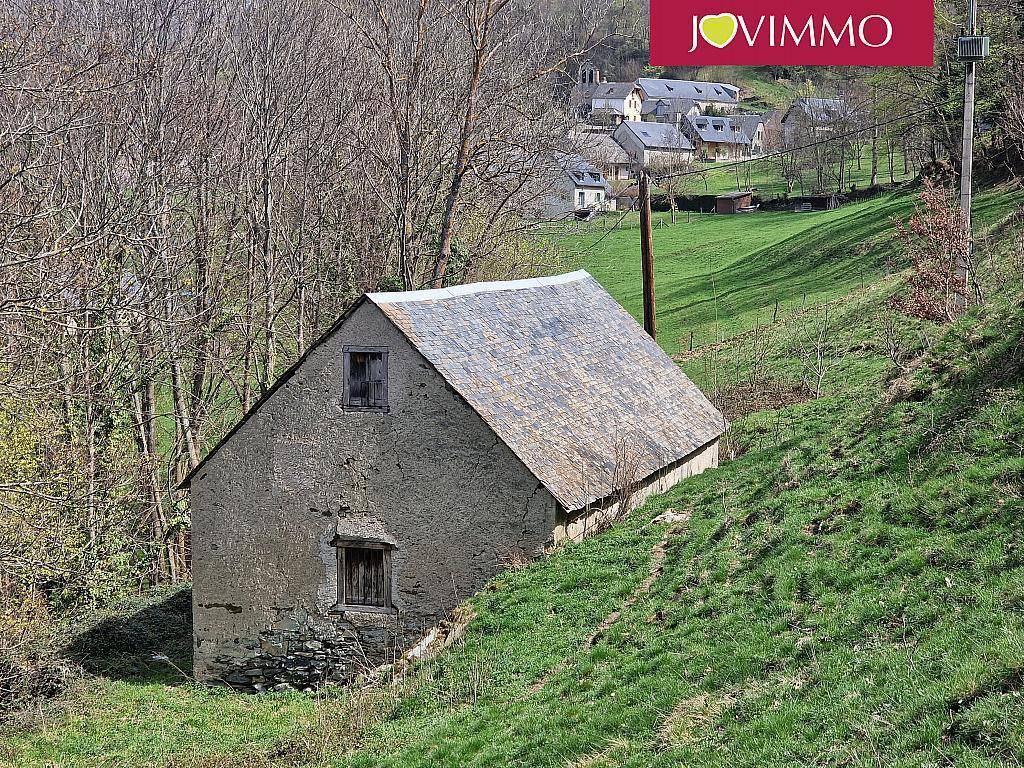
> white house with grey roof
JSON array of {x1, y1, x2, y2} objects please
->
[
  {"x1": 543, "y1": 154, "x2": 616, "y2": 217},
  {"x1": 184, "y1": 271, "x2": 725, "y2": 690},
  {"x1": 589, "y1": 82, "x2": 644, "y2": 125},
  {"x1": 583, "y1": 77, "x2": 741, "y2": 129},
  {"x1": 612, "y1": 120, "x2": 695, "y2": 169}
]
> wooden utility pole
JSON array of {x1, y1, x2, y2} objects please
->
[{"x1": 639, "y1": 171, "x2": 657, "y2": 339}]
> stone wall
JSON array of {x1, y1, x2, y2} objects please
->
[
  {"x1": 190, "y1": 301, "x2": 559, "y2": 689},
  {"x1": 214, "y1": 608, "x2": 405, "y2": 692}
]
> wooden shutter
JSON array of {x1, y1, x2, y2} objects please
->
[
  {"x1": 343, "y1": 347, "x2": 388, "y2": 410},
  {"x1": 349, "y1": 352, "x2": 368, "y2": 406},
  {"x1": 343, "y1": 547, "x2": 388, "y2": 607},
  {"x1": 366, "y1": 352, "x2": 386, "y2": 407}
]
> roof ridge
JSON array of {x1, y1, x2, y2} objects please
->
[{"x1": 368, "y1": 270, "x2": 591, "y2": 305}]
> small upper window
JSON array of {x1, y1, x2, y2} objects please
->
[
  {"x1": 334, "y1": 538, "x2": 394, "y2": 611},
  {"x1": 343, "y1": 346, "x2": 388, "y2": 410}
]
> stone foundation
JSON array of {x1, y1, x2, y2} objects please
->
[{"x1": 211, "y1": 608, "x2": 430, "y2": 692}]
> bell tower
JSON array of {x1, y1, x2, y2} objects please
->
[{"x1": 578, "y1": 60, "x2": 601, "y2": 87}]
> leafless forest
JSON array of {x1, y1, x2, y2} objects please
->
[{"x1": 0, "y1": 0, "x2": 613, "y2": 647}]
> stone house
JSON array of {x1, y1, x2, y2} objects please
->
[
  {"x1": 184, "y1": 271, "x2": 725, "y2": 690},
  {"x1": 685, "y1": 115, "x2": 751, "y2": 162},
  {"x1": 611, "y1": 121, "x2": 695, "y2": 170}
]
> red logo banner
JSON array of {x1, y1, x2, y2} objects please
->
[{"x1": 650, "y1": 0, "x2": 934, "y2": 66}]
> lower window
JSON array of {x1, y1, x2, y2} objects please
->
[{"x1": 335, "y1": 539, "x2": 393, "y2": 610}]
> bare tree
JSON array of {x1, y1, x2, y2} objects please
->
[
  {"x1": 0, "y1": 0, "x2": 613, "y2": 638},
  {"x1": 795, "y1": 303, "x2": 843, "y2": 397},
  {"x1": 1004, "y1": 65, "x2": 1024, "y2": 155}
]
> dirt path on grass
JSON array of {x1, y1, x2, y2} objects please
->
[{"x1": 528, "y1": 509, "x2": 690, "y2": 694}]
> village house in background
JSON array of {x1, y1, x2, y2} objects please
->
[
  {"x1": 685, "y1": 115, "x2": 751, "y2": 161},
  {"x1": 579, "y1": 131, "x2": 633, "y2": 183},
  {"x1": 636, "y1": 78, "x2": 739, "y2": 112},
  {"x1": 565, "y1": 63, "x2": 852, "y2": 205},
  {"x1": 185, "y1": 272, "x2": 726, "y2": 691},
  {"x1": 589, "y1": 82, "x2": 644, "y2": 125},
  {"x1": 762, "y1": 108, "x2": 783, "y2": 138},
  {"x1": 572, "y1": 63, "x2": 739, "y2": 125},
  {"x1": 612, "y1": 120, "x2": 695, "y2": 169},
  {"x1": 732, "y1": 114, "x2": 767, "y2": 157},
  {"x1": 640, "y1": 96, "x2": 701, "y2": 128},
  {"x1": 569, "y1": 63, "x2": 746, "y2": 178},
  {"x1": 782, "y1": 97, "x2": 854, "y2": 137},
  {"x1": 543, "y1": 154, "x2": 616, "y2": 218}
]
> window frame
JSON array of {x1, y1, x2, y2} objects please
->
[
  {"x1": 332, "y1": 537, "x2": 395, "y2": 614},
  {"x1": 342, "y1": 345, "x2": 389, "y2": 412}
]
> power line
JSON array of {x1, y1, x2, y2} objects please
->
[
  {"x1": 569, "y1": 94, "x2": 962, "y2": 255},
  {"x1": 651, "y1": 96, "x2": 961, "y2": 185},
  {"x1": 574, "y1": 196, "x2": 639, "y2": 252}
]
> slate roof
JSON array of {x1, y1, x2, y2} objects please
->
[
  {"x1": 640, "y1": 97, "x2": 699, "y2": 117},
  {"x1": 579, "y1": 132, "x2": 631, "y2": 165},
  {"x1": 732, "y1": 114, "x2": 765, "y2": 141},
  {"x1": 784, "y1": 97, "x2": 852, "y2": 123},
  {"x1": 181, "y1": 273, "x2": 726, "y2": 509},
  {"x1": 369, "y1": 272, "x2": 725, "y2": 511},
  {"x1": 559, "y1": 153, "x2": 613, "y2": 193},
  {"x1": 592, "y1": 82, "x2": 640, "y2": 100},
  {"x1": 687, "y1": 115, "x2": 750, "y2": 145},
  {"x1": 637, "y1": 78, "x2": 739, "y2": 104},
  {"x1": 618, "y1": 121, "x2": 695, "y2": 151}
]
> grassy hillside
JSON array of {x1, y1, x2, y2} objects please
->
[
  {"x1": 691, "y1": 66, "x2": 796, "y2": 110},
  {"x1": 558, "y1": 189, "x2": 1019, "y2": 357},
  {"x1": 4, "y1": 188, "x2": 1024, "y2": 768}
]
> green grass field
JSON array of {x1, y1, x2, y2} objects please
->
[
  {"x1": 4, "y1": 186, "x2": 1024, "y2": 768},
  {"x1": 558, "y1": 189, "x2": 1019, "y2": 357}
]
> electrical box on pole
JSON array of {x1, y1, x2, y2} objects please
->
[{"x1": 956, "y1": 34, "x2": 989, "y2": 62}]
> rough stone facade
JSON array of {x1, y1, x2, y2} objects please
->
[
  {"x1": 190, "y1": 302, "x2": 559, "y2": 689},
  {"x1": 187, "y1": 273, "x2": 726, "y2": 691}
]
